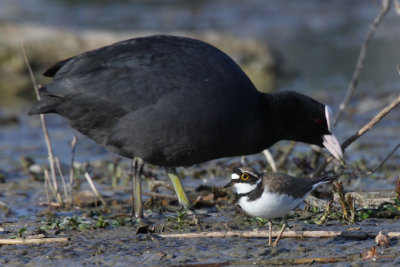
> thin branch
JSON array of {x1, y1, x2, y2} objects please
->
[
  {"x1": 159, "y1": 230, "x2": 376, "y2": 239},
  {"x1": 68, "y1": 135, "x2": 78, "y2": 205},
  {"x1": 262, "y1": 149, "x2": 277, "y2": 172},
  {"x1": 44, "y1": 169, "x2": 57, "y2": 205},
  {"x1": 341, "y1": 94, "x2": 400, "y2": 150},
  {"x1": 160, "y1": 230, "x2": 400, "y2": 241},
  {"x1": 84, "y1": 172, "x2": 107, "y2": 207},
  {"x1": 55, "y1": 157, "x2": 69, "y2": 203},
  {"x1": 44, "y1": 170, "x2": 51, "y2": 209},
  {"x1": 277, "y1": 141, "x2": 296, "y2": 168},
  {"x1": 39, "y1": 202, "x2": 62, "y2": 207},
  {"x1": 365, "y1": 142, "x2": 400, "y2": 175},
  {"x1": 0, "y1": 238, "x2": 69, "y2": 245},
  {"x1": 313, "y1": 94, "x2": 400, "y2": 177},
  {"x1": 334, "y1": 0, "x2": 391, "y2": 125},
  {"x1": 21, "y1": 41, "x2": 39, "y2": 98},
  {"x1": 21, "y1": 41, "x2": 60, "y2": 203}
]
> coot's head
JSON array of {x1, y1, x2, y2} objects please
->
[
  {"x1": 272, "y1": 92, "x2": 343, "y2": 160},
  {"x1": 308, "y1": 105, "x2": 343, "y2": 160}
]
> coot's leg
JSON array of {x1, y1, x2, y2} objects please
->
[
  {"x1": 166, "y1": 167, "x2": 190, "y2": 209},
  {"x1": 130, "y1": 157, "x2": 144, "y2": 218},
  {"x1": 166, "y1": 167, "x2": 203, "y2": 230}
]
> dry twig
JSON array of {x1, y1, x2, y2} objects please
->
[
  {"x1": 160, "y1": 230, "x2": 372, "y2": 239},
  {"x1": 334, "y1": 0, "x2": 391, "y2": 125},
  {"x1": 160, "y1": 229, "x2": 400, "y2": 240},
  {"x1": 365, "y1": 142, "x2": 400, "y2": 175},
  {"x1": 262, "y1": 149, "x2": 277, "y2": 172},
  {"x1": 0, "y1": 238, "x2": 69, "y2": 245},
  {"x1": 44, "y1": 170, "x2": 53, "y2": 207},
  {"x1": 55, "y1": 157, "x2": 69, "y2": 203},
  {"x1": 277, "y1": 141, "x2": 296, "y2": 168},
  {"x1": 22, "y1": 41, "x2": 63, "y2": 205},
  {"x1": 341, "y1": 94, "x2": 400, "y2": 150},
  {"x1": 313, "y1": 94, "x2": 400, "y2": 177},
  {"x1": 68, "y1": 135, "x2": 78, "y2": 205},
  {"x1": 39, "y1": 202, "x2": 63, "y2": 207},
  {"x1": 84, "y1": 172, "x2": 107, "y2": 207}
]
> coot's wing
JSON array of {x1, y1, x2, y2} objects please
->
[
  {"x1": 30, "y1": 35, "x2": 258, "y2": 152},
  {"x1": 38, "y1": 35, "x2": 255, "y2": 112}
]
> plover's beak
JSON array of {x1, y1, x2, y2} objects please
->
[
  {"x1": 223, "y1": 180, "x2": 235, "y2": 188},
  {"x1": 322, "y1": 134, "x2": 343, "y2": 160}
]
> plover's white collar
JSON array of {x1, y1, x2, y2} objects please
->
[{"x1": 232, "y1": 178, "x2": 261, "y2": 194}]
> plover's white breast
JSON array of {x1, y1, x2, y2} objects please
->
[{"x1": 238, "y1": 191, "x2": 303, "y2": 219}]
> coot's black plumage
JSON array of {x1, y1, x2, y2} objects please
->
[{"x1": 29, "y1": 35, "x2": 342, "y2": 217}]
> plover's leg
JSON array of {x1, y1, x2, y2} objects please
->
[
  {"x1": 273, "y1": 221, "x2": 287, "y2": 247},
  {"x1": 268, "y1": 219, "x2": 273, "y2": 246}
]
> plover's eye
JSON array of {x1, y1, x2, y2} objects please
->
[{"x1": 241, "y1": 173, "x2": 249, "y2": 180}]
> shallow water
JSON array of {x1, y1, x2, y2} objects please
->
[{"x1": 0, "y1": 1, "x2": 400, "y2": 266}]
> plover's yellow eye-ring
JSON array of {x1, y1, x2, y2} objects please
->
[{"x1": 241, "y1": 173, "x2": 249, "y2": 180}]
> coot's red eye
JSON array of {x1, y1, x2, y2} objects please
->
[{"x1": 315, "y1": 118, "x2": 323, "y2": 125}]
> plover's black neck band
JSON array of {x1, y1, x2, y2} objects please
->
[
  {"x1": 236, "y1": 180, "x2": 264, "y2": 201},
  {"x1": 236, "y1": 192, "x2": 249, "y2": 198}
]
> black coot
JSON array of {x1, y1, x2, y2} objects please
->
[{"x1": 29, "y1": 35, "x2": 343, "y2": 217}]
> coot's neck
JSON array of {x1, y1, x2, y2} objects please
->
[
  {"x1": 237, "y1": 92, "x2": 278, "y2": 152},
  {"x1": 258, "y1": 92, "x2": 306, "y2": 145},
  {"x1": 235, "y1": 90, "x2": 318, "y2": 156}
]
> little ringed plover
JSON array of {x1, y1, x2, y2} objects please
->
[{"x1": 224, "y1": 167, "x2": 336, "y2": 246}]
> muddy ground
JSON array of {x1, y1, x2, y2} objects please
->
[
  {"x1": 1, "y1": 210, "x2": 400, "y2": 266},
  {"x1": 1, "y1": 147, "x2": 400, "y2": 266}
]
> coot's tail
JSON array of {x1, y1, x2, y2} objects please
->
[{"x1": 28, "y1": 91, "x2": 63, "y2": 115}]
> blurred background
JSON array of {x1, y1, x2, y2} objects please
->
[{"x1": 1, "y1": 0, "x2": 399, "y2": 188}]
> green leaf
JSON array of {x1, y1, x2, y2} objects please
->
[{"x1": 17, "y1": 228, "x2": 27, "y2": 238}]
